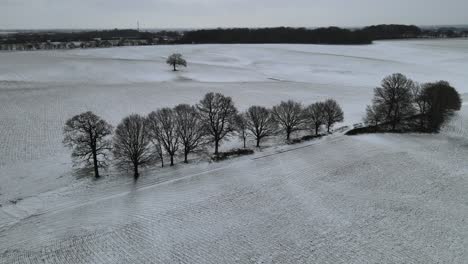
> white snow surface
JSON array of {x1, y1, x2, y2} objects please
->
[{"x1": 0, "y1": 39, "x2": 468, "y2": 263}]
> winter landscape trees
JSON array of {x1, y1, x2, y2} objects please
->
[
  {"x1": 197, "y1": 92, "x2": 238, "y2": 155},
  {"x1": 63, "y1": 92, "x2": 346, "y2": 178},
  {"x1": 166, "y1": 53, "x2": 187, "y2": 71},
  {"x1": 245, "y1": 106, "x2": 277, "y2": 147},
  {"x1": 113, "y1": 114, "x2": 154, "y2": 178},
  {"x1": 174, "y1": 104, "x2": 207, "y2": 163},
  {"x1": 354, "y1": 73, "x2": 462, "y2": 135},
  {"x1": 63, "y1": 112, "x2": 113, "y2": 178},
  {"x1": 63, "y1": 73, "x2": 461, "y2": 179},
  {"x1": 272, "y1": 100, "x2": 304, "y2": 140},
  {"x1": 304, "y1": 102, "x2": 326, "y2": 135},
  {"x1": 147, "y1": 108, "x2": 179, "y2": 166},
  {"x1": 323, "y1": 99, "x2": 344, "y2": 133}
]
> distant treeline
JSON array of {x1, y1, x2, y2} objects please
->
[
  {"x1": 178, "y1": 25, "x2": 467, "y2": 45},
  {"x1": 178, "y1": 27, "x2": 373, "y2": 44},
  {"x1": 0, "y1": 29, "x2": 181, "y2": 44},
  {"x1": 2, "y1": 24, "x2": 468, "y2": 46}
]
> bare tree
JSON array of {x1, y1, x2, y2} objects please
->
[
  {"x1": 272, "y1": 100, "x2": 304, "y2": 140},
  {"x1": 147, "y1": 108, "x2": 179, "y2": 166},
  {"x1": 234, "y1": 113, "x2": 248, "y2": 149},
  {"x1": 371, "y1": 73, "x2": 416, "y2": 130},
  {"x1": 245, "y1": 106, "x2": 277, "y2": 147},
  {"x1": 304, "y1": 102, "x2": 326, "y2": 135},
  {"x1": 166, "y1": 53, "x2": 187, "y2": 71},
  {"x1": 364, "y1": 104, "x2": 385, "y2": 127},
  {"x1": 323, "y1": 99, "x2": 344, "y2": 133},
  {"x1": 63, "y1": 111, "x2": 113, "y2": 178},
  {"x1": 197, "y1": 92, "x2": 238, "y2": 155},
  {"x1": 113, "y1": 114, "x2": 153, "y2": 178},
  {"x1": 411, "y1": 82, "x2": 430, "y2": 129},
  {"x1": 174, "y1": 104, "x2": 207, "y2": 163}
]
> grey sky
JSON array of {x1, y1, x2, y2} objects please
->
[{"x1": 1, "y1": 0, "x2": 467, "y2": 29}]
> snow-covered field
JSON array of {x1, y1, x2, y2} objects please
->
[{"x1": 0, "y1": 39, "x2": 467, "y2": 263}]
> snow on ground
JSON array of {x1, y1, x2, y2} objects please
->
[{"x1": 0, "y1": 39, "x2": 467, "y2": 263}]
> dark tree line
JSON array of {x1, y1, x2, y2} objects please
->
[
  {"x1": 1, "y1": 29, "x2": 181, "y2": 45},
  {"x1": 64, "y1": 93, "x2": 345, "y2": 178},
  {"x1": 179, "y1": 27, "x2": 372, "y2": 45},
  {"x1": 177, "y1": 25, "x2": 463, "y2": 45},
  {"x1": 362, "y1": 73, "x2": 461, "y2": 134},
  {"x1": 4, "y1": 24, "x2": 467, "y2": 46}
]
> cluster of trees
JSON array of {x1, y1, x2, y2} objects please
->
[
  {"x1": 363, "y1": 73, "x2": 462, "y2": 133},
  {"x1": 63, "y1": 93, "x2": 344, "y2": 179}
]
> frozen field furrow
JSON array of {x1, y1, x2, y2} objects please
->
[
  {"x1": 1, "y1": 129, "x2": 467, "y2": 263},
  {"x1": 1, "y1": 39, "x2": 468, "y2": 263}
]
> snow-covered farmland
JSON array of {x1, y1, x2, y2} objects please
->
[{"x1": 0, "y1": 39, "x2": 467, "y2": 263}]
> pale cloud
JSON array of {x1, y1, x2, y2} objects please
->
[{"x1": 1, "y1": 0, "x2": 467, "y2": 29}]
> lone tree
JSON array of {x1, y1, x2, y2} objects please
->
[
  {"x1": 304, "y1": 102, "x2": 326, "y2": 135},
  {"x1": 234, "y1": 113, "x2": 248, "y2": 149},
  {"x1": 147, "y1": 108, "x2": 179, "y2": 166},
  {"x1": 63, "y1": 111, "x2": 113, "y2": 178},
  {"x1": 323, "y1": 99, "x2": 344, "y2": 133},
  {"x1": 420, "y1": 81, "x2": 462, "y2": 132},
  {"x1": 113, "y1": 114, "x2": 153, "y2": 179},
  {"x1": 245, "y1": 106, "x2": 277, "y2": 147},
  {"x1": 272, "y1": 100, "x2": 304, "y2": 140},
  {"x1": 368, "y1": 73, "x2": 416, "y2": 131},
  {"x1": 197, "y1": 92, "x2": 238, "y2": 155},
  {"x1": 174, "y1": 104, "x2": 207, "y2": 163},
  {"x1": 166, "y1": 53, "x2": 187, "y2": 71}
]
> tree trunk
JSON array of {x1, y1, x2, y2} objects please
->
[
  {"x1": 214, "y1": 139, "x2": 219, "y2": 155},
  {"x1": 160, "y1": 157, "x2": 164, "y2": 168},
  {"x1": 92, "y1": 147, "x2": 100, "y2": 178},
  {"x1": 286, "y1": 128, "x2": 291, "y2": 140},
  {"x1": 327, "y1": 124, "x2": 331, "y2": 133},
  {"x1": 170, "y1": 155, "x2": 174, "y2": 166},
  {"x1": 256, "y1": 138, "x2": 260, "y2": 147},
  {"x1": 184, "y1": 151, "x2": 188, "y2": 164},
  {"x1": 133, "y1": 163, "x2": 139, "y2": 179},
  {"x1": 315, "y1": 125, "x2": 319, "y2": 135},
  {"x1": 173, "y1": 64, "x2": 177, "y2": 71},
  {"x1": 243, "y1": 137, "x2": 246, "y2": 149}
]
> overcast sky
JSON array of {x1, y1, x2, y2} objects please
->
[{"x1": 1, "y1": 0, "x2": 468, "y2": 29}]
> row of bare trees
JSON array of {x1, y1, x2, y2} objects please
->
[
  {"x1": 364, "y1": 73, "x2": 461, "y2": 132},
  {"x1": 63, "y1": 93, "x2": 344, "y2": 179}
]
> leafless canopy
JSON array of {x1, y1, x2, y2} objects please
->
[
  {"x1": 197, "y1": 92, "x2": 238, "y2": 155},
  {"x1": 364, "y1": 104, "x2": 385, "y2": 127},
  {"x1": 113, "y1": 114, "x2": 153, "y2": 178},
  {"x1": 245, "y1": 106, "x2": 277, "y2": 147},
  {"x1": 63, "y1": 111, "x2": 113, "y2": 178},
  {"x1": 323, "y1": 99, "x2": 344, "y2": 132},
  {"x1": 304, "y1": 102, "x2": 326, "y2": 135},
  {"x1": 272, "y1": 100, "x2": 304, "y2": 140},
  {"x1": 166, "y1": 53, "x2": 187, "y2": 71},
  {"x1": 147, "y1": 108, "x2": 179, "y2": 166},
  {"x1": 174, "y1": 104, "x2": 207, "y2": 163},
  {"x1": 234, "y1": 113, "x2": 248, "y2": 149},
  {"x1": 371, "y1": 73, "x2": 416, "y2": 130}
]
